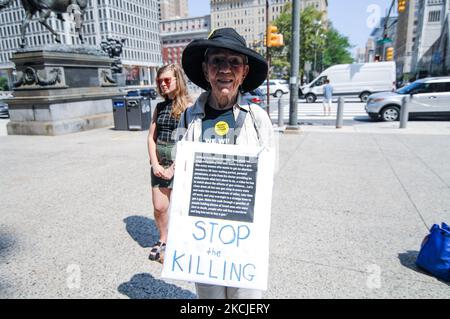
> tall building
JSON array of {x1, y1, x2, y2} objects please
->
[
  {"x1": 210, "y1": 0, "x2": 328, "y2": 52},
  {"x1": 395, "y1": 0, "x2": 419, "y2": 78},
  {"x1": 365, "y1": 38, "x2": 376, "y2": 62},
  {"x1": 0, "y1": 0, "x2": 162, "y2": 87},
  {"x1": 412, "y1": 0, "x2": 450, "y2": 76},
  {"x1": 369, "y1": 16, "x2": 398, "y2": 62},
  {"x1": 160, "y1": 15, "x2": 211, "y2": 65},
  {"x1": 159, "y1": 0, "x2": 189, "y2": 20},
  {"x1": 355, "y1": 47, "x2": 366, "y2": 63},
  {"x1": 268, "y1": 0, "x2": 328, "y2": 22}
]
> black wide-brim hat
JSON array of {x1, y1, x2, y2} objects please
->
[{"x1": 182, "y1": 28, "x2": 268, "y2": 93}]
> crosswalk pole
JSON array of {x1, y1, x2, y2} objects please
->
[
  {"x1": 336, "y1": 97, "x2": 344, "y2": 129},
  {"x1": 399, "y1": 96, "x2": 409, "y2": 129},
  {"x1": 278, "y1": 97, "x2": 284, "y2": 127}
]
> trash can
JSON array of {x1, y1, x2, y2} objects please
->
[
  {"x1": 126, "y1": 96, "x2": 151, "y2": 131},
  {"x1": 112, "y1": 97, "x2": 128, "y2": 130}
]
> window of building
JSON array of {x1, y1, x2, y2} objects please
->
[{"x1": 428, "y1": 10, "x2": 441, "y2": 23}]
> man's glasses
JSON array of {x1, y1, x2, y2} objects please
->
[
  {"x1": 157, "y1": 77, "x2": 175, "y2": 86},
  {"x1": 207, "y1": 56, "x2": 246, "y2": 68}
]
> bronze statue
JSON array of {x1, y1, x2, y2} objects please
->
[
  {"x1": 0, "y1": 0, "x2": 88, "y2": 48},
  {"x1": 100, "y1": 38, "x2": 126, "y2": 74}
]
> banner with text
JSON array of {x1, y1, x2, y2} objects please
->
[{"x1": 161, "y1": 141, "x2": 275, "y2": 290}]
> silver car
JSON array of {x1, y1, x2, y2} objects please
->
[
  {"x1": 365, "y1": 77, "x2": 450, "y2": 121},
  {"x1": 0, "y1": 101, "x2": 8, "y2": 118},
  {"x1": 259, "y1": 79, "x2": 289, "y2": 98},
  {"x1": 243, "y1": 88, "x2": 266, "y2": 109}
]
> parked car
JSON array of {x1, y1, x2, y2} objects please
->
[
  {"x1": 126, "y1": 87, "x2": 157, "y2": 99},
  {"x1": 243, "y1": 88, "x2": 266, "y2": 109},
  {"x1": 365, "y1": 76, "x2": 450, "y2": 121},
  {"x1": 0, "y1": 101, "x2": 9, "y2": 118},
  {"x1": 142, "y1": 88, "x2": 158, "y2": 99},
  {"x1": 259, "y1": 79, "x2": 289, "y2": 98},
  {"x1": 300, "y1": 62, "x2": 396, "y2": 103}
]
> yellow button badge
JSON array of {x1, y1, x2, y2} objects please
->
[{"x1": 214, "y1": 121, "x2": 229, "y2": 136}]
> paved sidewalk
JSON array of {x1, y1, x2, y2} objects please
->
[
  {"x1": 0, "y1": 123, "x2": 449, "y2": 298},
  {"x1": 269, "y1": 129, "x2": 449, "y2": 298}
]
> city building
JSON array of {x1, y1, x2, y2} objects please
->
[
  {"x1": 210, "y1": 0, "x2": 266, "y2": 52},
  {"x1": 355, "y1": 47, "x2": 367, "y2": 63},
  {"x1": 160, "y1": 15, "x2": 211, "y2": 65},
  {"x1": 412, "y1": 0, "x2": 450, "y2": 76},
  {"x1": 0, "y1": 0, "x2": 162, "y2": 87},
  {"x1": 268, "y1": 0, "x2": 328, "y2": 22},
  {"x1": 369, "y1": 16, "x2": 398, "y2": 62},
  {"x1": 159, "y1": 0, "x2": 189, "y2": 20},
  {"x1": 365, "y1": 38, "x2": 376, "y2": 62},
  {"x1": 210, "y1": 0, "x2": 328, "y2": 52},
  {"x1": 395, "y1": 0, "x2": 419, "y2": 79}
]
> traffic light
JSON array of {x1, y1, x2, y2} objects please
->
[
  {"x1": 386, "y1": 47, "x2": 394, "y2": 61},
  {"x1": 267, "y1": 25, "x2": 284, "y2": 47},
  {"x1": 398, "y1": 0, "x2": 406, "y2": 13}
]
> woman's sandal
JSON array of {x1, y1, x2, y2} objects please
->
[{"x1": 149, "y1": 240, "x2": 166, "y2": 262}]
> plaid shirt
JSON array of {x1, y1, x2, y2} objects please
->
[{"x1": 156, "y1": 100, "x2": 179, "y2": 143}]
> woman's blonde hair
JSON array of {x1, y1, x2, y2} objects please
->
[{"x1": 156, "y1": 64, "x2": 191, "y2": 120}]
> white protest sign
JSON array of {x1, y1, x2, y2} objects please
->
[{"x1": 161, "y1": 141, "x2": 275, "y2": 290}]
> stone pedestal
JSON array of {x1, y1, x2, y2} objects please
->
[
  {"x1": 6, "y1": 45, "x2": 122, "y2": 136},
  {"x1": 113, "y1": 73, "x2": 126, "y2": 87}
]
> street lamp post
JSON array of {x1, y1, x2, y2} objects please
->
[
  {"x1": 259, "y1": 32, "x2": 264, "y2": 55},
  {"x1": 312, "y1": 21, "x2": 324, "y2": 78},
  {"x1": 288, "y1": 0, "x2": 300, "y2": 129},
  {"x1": 265, "y1": 0, "x2": 271, "y2": 114},
  {"x1": 315, "y1": 33, "x2": 327, "y2": 74},
  {"x1": 314, "y1": 44, "x2": 317, "y2": 77}
]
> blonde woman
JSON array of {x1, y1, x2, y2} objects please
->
[{"x1": 147, "y1": 64, "x2": 191, "y2": 262}]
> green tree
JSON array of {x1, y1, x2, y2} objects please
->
[
  {"x1": 322, "y1": 27, "x2": 354, "y2": 69},
  {"x1": 0, "y1": 77, "x2": 9, "y2": 91},
  {"x1": 271, "y1": 4, "x2": 353, "y2": 80},
  {"x1": 270, "y1": 4, "x2": 292, "y2": 78}
]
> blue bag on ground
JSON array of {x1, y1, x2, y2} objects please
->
[{"x1": 416, "y1": 223, "x2": 450, "y2": 282}]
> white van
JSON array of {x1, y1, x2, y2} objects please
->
[{"x1": 300, "y1": 62, "x2": 396, "y2": 103}]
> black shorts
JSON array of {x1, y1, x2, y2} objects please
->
[{"x1": 151, "y1": 141, "x2": 175, "y2": 189}]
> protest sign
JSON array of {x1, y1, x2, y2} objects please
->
[{"x1": 161, "y1": 141, "x2": 275, "y2": 290}]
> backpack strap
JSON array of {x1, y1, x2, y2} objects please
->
[
  {"x1": 247, "y1": 104, "x2": 261, "y2": 141},
  {"x1": 232, "y1": 108, "x2": 248, "y2": 144}
]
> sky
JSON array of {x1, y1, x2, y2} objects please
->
[{"x1": 188, "y1": 0, "x2": 393, "y2": 57}]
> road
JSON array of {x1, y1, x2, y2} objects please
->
[
  {"x1": 0, "y1": 97, "x2": 368, "y2": 138},
  {"x1": 267, "y1": 96, "x2": 369, "y2": 126}
]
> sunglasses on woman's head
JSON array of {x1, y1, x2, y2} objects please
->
[{"x1": 157, "y1": 77, "x2": 175, "y2": 86}]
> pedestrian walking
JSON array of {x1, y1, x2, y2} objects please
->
[
  {"x1": 322, "y1": 78, "x2": 333, "y2": 116},
  {"x1": 177, "y1": 28, "x2": 275, "y2": 299},
  {"x1": 147, "y1": 64, "x2": 191, "y2": 262}
]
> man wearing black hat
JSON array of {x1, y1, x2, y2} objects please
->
[
  {"x1": 177, "y1": 28, "x2": 275, "y2": 299},
  {"x1": 179, "y1": 27, "x2": 274, "y2": 148}
]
